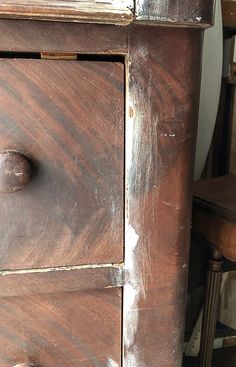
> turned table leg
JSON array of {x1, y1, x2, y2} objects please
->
[{"x1": 200, "y1": 249, "x2": 223, "y2": 367}]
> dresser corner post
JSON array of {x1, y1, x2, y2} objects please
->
[{"x1": 123, "y1": 24, "x2": 204, "y2": 367}]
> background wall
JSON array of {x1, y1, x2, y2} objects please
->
[{"x1": 194, "y1": 0, "x2": 223, "y2": 179}]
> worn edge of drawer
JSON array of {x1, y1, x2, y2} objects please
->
[{"x1": 0, "y1": 264, "x2": 126, "y2": 297}]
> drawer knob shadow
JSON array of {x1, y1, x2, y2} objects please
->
[{"x1": 0, "y1": 151, "x2": 31, "y2": 193}]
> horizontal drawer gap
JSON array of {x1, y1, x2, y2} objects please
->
[
  {"x1": 0, "y1": 51, "x2": 124, "y2": 62},
  {"x1": 0, "y1": 263, "x2": 126, "y2": 298}
]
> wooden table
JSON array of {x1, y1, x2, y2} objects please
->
[{"x1": 193, "y1": 175, "x2": 236, "y2": 367}]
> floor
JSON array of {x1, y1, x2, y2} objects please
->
[{"x1": 183, "y1": 347, "x2": 236, "y2": 366}]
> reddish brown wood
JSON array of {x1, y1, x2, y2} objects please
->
[
  {"x1": 193, "y1": 207, "x2": 236, "y2": 261},
  {"x1": 0, "y1": 20, "x2": 128, "y2": 54},
  {"x1": 0, "y1": 0, "x2": 133, "y2": 25},
  {"x1": 124, "y1": 25, "x2": 203, "y2": 367},
  {"x1": 0, "y1": 265, "x2": 125, "y2": 297},
  {"x1": 0, "y1": 288, "x2": 122, "y2": 367},
  {"x1": 0, "y1": 151, "x2": 31, "y2": 193},
  {"x1": 0, "y1": 13, "x2": 213, "y2": 367},
  {"x1": 193, "y1": 175, "x2": 236, "y2": 222},
  {"x1": 193, "y1": 175, "x2": 236, "y2": 261},
  {"x1": 222, "y1": 0, "x2": 236, "y2": 27},
  {"x1": 0, "y1": 59, "x2": 124, "y2": 269}
]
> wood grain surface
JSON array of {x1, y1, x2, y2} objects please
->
[
  {"x1": 0, "y1": 0, "x2": 215, "y2": 27},
  {"x1": 193, "y1": 207, "x2": 236, "y2": 261},
  {"x1": 0, "y1": 59, "x2": 124, "y2": 270},
  {"x1": 193, "y1": 175, "x2": 236, "y2": 223},
  {"x1": 0, "y1": 288, "x2": 122, "y2": 367},
  {"x1": 0, "y1": 0, "x2": 133, "y2": 25},
  {"x1": 0, "y1": 20, "x2": 128, "y2": 54},
  {"x1": 0, "y1": 264, "x2": 125, "y2": 297},
  {"x1": 124, "y1": 25, "x2": 202, "y2": 367}
]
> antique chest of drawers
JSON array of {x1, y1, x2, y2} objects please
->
[{"x1": 0, "y1": 1, "x2": 215, "y2": 366}]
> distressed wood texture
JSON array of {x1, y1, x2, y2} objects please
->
[
  {"x1": 0, "y1": 59, "x2": 124, "y2": 270},
  {"x1": 0, "y1": 288, "x2": 122, "y2": 367},
  {"x1": 0, "y1": 20, "x2": 128, "y2": 54},
  {"x1": 135, "y1": 0, "x2": 216, "y2": 27},
  {"x1": 124, "y1": 25, "x2": 202, "y2": 367},
  {"x1": 0, "y1": 0, "x2": 134, "y2": 25},
  {"x1": 0, "y1": 264, "x2": 125, "y2": 297},
  {"x1": 0, "y1": 0, "x2": 215, "y2": 27}
]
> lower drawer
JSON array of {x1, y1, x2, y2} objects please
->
[{"x1": 0, "y1": 288, "x2": 121, "y2": 367}]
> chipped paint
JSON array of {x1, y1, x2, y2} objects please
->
[
  {"x1": 160, "y1": 133, "x2": 176, "y2": 137},
  {"x1": 123, "y1": 223, "x2": 141, "y2": 366},
  {"x1": 14, "y1": 172, "x2": 23, "y2": 176},
  {"x1": 136, "y1": 0, "x2": 172, "y2": 21},
  {"x1": 107, "y1": 357, "x2": 119, "y2": 367},
  {"x1": 95, "y1": 0, "x2": 133, "y2": 9},
  {"x1": 124, "y1": 57, "x2": 147, "y2": 365},
  {"x1": 124, "y1": 62, "x2": 141, "y2": 364}
]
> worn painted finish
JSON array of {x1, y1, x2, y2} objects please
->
[
  {"x1": 0, "y1": 59, "x2": 124, "y2": 270},
  {"x1": 135, "y1": 0, "x2": 216, "y2": 27},
  {"x1": 124, "y1": 25, "x2": 203, "y2": 367}
]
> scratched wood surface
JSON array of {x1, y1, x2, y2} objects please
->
[
  {"x1": 0, "y1": 59, "x2": 124, "y2": 270},
  {"x1": 0, "y1": 20, "x2": 128, "y2": 54},
  {"x1": 135, "y1": 0, "x2": 215, "y2": 27},
  {"x1": 0, "y1": 288, "x2": 121, "y2": 367},
  {"x1": 124, "y1": 25, "x2": 202, "y2": 367},
  {"x1": 0, "y1": 0, "x2": 215, "y2": 27},
  {"x1": 0, "y1": 265, "x2": 125, "y2": 297},
  {"x1": 0, "y1": 0, "x2": 133, "y2": 25}
]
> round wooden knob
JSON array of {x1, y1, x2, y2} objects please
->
[
  {"x1": 0, "y1": 151, "x2": 31, "y2": 193},
  {"x1": 13, "y1": 365, "x2": 34, "y2": 367}
]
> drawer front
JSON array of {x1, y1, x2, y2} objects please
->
[
  {"x1": 0, "y1": 59, "x2": 124, "y2": 269},
  {"x1": 0, "y1": 288, "x2": 121, "y2": 366}
]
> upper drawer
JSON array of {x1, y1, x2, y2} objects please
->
[{"x1": 0, "y1": 58, "x2": 124, "y2": 270}]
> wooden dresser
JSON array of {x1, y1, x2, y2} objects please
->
[{"x1": 0, "y1": 1, "x2": 215, "y2": 366}]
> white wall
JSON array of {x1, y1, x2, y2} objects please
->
[{"x1": 194, "y1": 0, "x2": 223, "y2": 179}]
